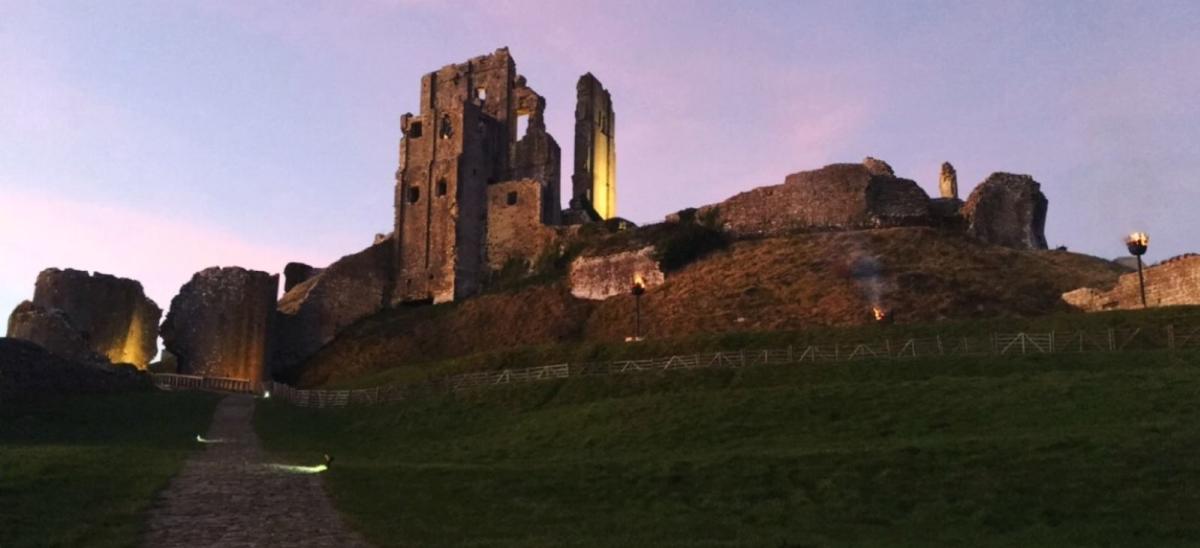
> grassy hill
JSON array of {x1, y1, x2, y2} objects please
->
[
  {"x1": 295, "y1": 227, "x2": 1128, "y2": 387},
  {"x1": 257, "y1": 342, "x2": 1200, "y2": 547}
]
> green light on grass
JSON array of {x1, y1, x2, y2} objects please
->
[
  {"x1": 267, "y1": 463, "x2": 328, "y2": 474},
  {"x1": 266, "y1": 454, "x2": 332, "y2": 474}
]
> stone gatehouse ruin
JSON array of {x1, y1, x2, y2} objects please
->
[{"x1": 393, "y1": 48, "x2": 617, "y2": 304}]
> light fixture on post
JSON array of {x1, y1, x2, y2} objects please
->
[
  {"x1": 1125, "y1": 232, "x2": 1150, "y2": 308},
  {"x1": 631, "y1": 274, "x2": 646, "y2": 341}
]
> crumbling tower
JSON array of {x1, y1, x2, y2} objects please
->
[
  {"x1": 939, "y1": 162, "x2": 959, "y2": 199},
  {"x1": 393, "y1": 48, "x2": 561, "y2": 304},
  {"x1": 571, "y1": 73, "x2": 617, "y2": 220}
]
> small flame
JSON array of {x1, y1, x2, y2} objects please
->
[
  {"x1": 872, "y1": 306, "x2": 887, "y2": 321},
  {"x1": 633, "y1": 274, "x2": 645, "y2": 289},
  {"x1": 1126, "y1": 232, "x2": 1149, "y2": 247}
]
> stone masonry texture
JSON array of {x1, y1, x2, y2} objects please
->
[
  {"x1": 695, "y1": 160, "x2": 931, "y2": 237},
  {"x1": 8, "y1": 268, "x2": 162, "y2": 368},
  {"x1": 572, "y1": 73, "x2": 616, "y2": 220},
  {"x1": 393, "y1": 48, "x2": 564, "y2": 305},
  {"x1": 273, "y1": 238, "x2": 394, "y2": 378},
  {"x1": 6, "y1": 300, "x2": 94, "y2": 363},
  {"x1": 486, "y1": 179, "x2": 566, "y2": 271},
  {"x1": 569, "y1": 246, "x2": 665, "y2": 301},
  {"x1": 161, "y1": 267, "x2": 278, "y2": 385},
  {"x1": 1063, "y1": 254, "x2": 1200, "y2": 311},
  {"x1": 961, "y1": 172, "x2": 1049, "y2": 249}
]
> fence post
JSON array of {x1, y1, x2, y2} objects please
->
[
  {"x1": 1108, "y1": 328, "x2": 1116, "y2": 352},
  {"x1": 936, "y1": 334, "x2": 944, "y2": 356}
]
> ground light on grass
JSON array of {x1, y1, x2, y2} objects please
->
[
  {"x1": 258, "y1": 349, "x2": 1200, "y2": 547},
  {"x1": 0, "y1": 391, "x2": 219, "y2": 548}
]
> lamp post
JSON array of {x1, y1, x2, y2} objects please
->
[
  {"x1": 631, "y1": 275, "x2": 646, "y2": 341},
  {"x1": 1125, "y1": 232, "x2": 1150, "y2": 308}
]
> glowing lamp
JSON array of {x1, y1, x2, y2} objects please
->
[
  {"x1": 1125, "y1": 232, "x2": 1149, "y2": 256},
  {"x1": 1124, "y1": 232, "x2": 1151, "y2": 307},
  {"x1": 630, "y1": 274, "x2": 646, "y2": 341}
]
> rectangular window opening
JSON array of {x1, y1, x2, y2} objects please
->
[
  {"x1": 506, "y1": 191, "x2": 518, "y2": 206},
  {"x1": 515, "y1": 113, "x2": 529, "y2": 140}
]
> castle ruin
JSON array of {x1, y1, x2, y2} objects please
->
[
  {"x1": 572, "y1": 73, "x2": 617, "y2": 221},
  {"x1": 392, "y1": 48, "x2": 615, "y2": 304}
]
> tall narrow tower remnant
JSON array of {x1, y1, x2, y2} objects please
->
[
  {"x1": 572, "y1": 73, "x2": 616, "y2": 220},
  {"x1": 939, "y1": 161, "x2": 959, "y2": 199}
]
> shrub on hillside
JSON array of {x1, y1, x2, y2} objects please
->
[{"x1": 654, "y1": 222, "x2": 729, "y2": 272}]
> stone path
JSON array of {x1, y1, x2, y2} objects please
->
[{"x1": 143, "y1": 395, "x2": 371, "y2": 547}]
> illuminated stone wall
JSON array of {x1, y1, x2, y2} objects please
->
[
  {"x1": 1063, "y1": 254, "x2": 1200, "y2": 311},
  {"x1": 7, "y1": 268, "x2": 162, "y2": 368},
  {"x1": 569, "y1": 247, "x2": 664, "y2": 301},
  {"x1": 162, "y1": 267, "x2": 277, "y2": 385},
  {"x1": 571, "y1": 73, "x2": 616, "y2": 220}
]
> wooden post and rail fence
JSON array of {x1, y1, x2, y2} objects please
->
[{"x1": 153, "y1": 324, "x2": 1200, "y2": 409}]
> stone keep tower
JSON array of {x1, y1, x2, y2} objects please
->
[
  {"x1": 393, "y1": 48, "x2": 561, "y2": 304},
  {"x1": 572, "y1": 73, "x2": 617, "y2": 220}
]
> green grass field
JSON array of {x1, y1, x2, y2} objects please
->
[
  {"x1": 257, "y1": 346, "x2": 1200, "y2": 547},
  {"x1": 0, "y1": 391, "x2": 218, "y2": 548}
]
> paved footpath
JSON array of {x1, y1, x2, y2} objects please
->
[{"x1": 143, "y1": 395, "x2": 371, "y2": 547}]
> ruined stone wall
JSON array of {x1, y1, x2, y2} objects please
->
[
  {"x1": 283, "y1": 262, "x2": 323, "y2": 292},
  {"x1": 273, "y1": 239, "x2": 394, "y2": 377},
  {"x1": 572, "y1": 73, "x2": 616, "y2": 220},
  {"x1": 394, "y1": 50, "x2": 514, "y2": 304},
  {"x1": 486, "y1": 179, "x2": 564, "y2": 271},
  {"x1": 1063, "y1": 255, "x2": 1200, "y2": 311},
  {"x1": 694, "y1": 161, "x2": 931, "y2": 237},
  {"x1": 509, "y1": 83, "x2": 562, "y2": 225},
  {"x1": 161, "y1": 267, "x2": 277, "y2": 385},
  {"x1": 6, "y1": 300, "x2": 94, "y2": 363},
  {"x1": 393, "y1": 48, "x2": 565, "y2": 304},
  {"x1": 962, "y1": 172, "x2": 1048, "y2": 250},
  {"x1": 569, "y1": 246, "x2": 665, "y2": 301},
  {"x1": 16, "y1": 269, "x2": 161, "y2": 368},
  {"x1": 939, "y1": 162, "x2": 959, "y2": 199}
]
